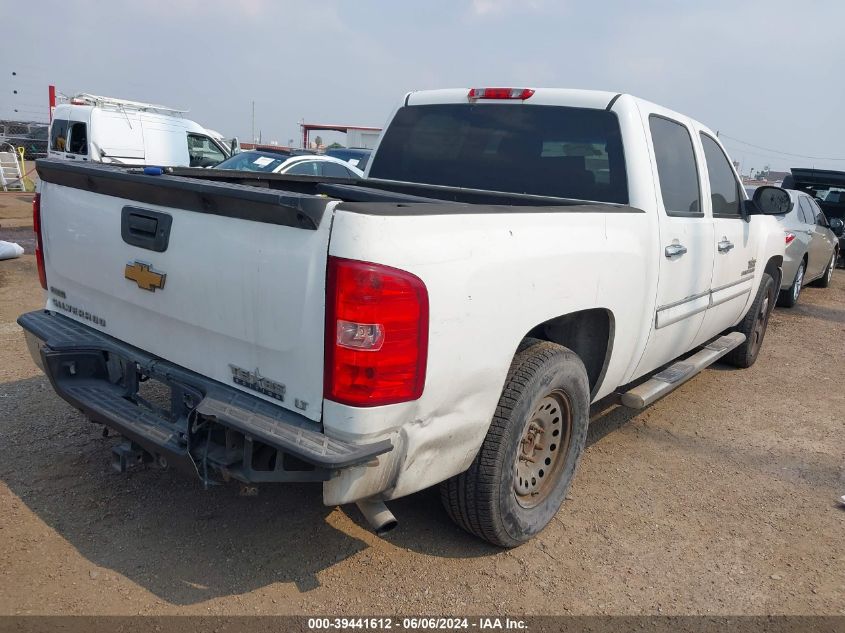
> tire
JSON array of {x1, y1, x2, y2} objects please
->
[
  {"x1": 777, "y1": 260, "x2": 804, "y2": 308},
  {"x1": 810, "y1": 251, "x2": 836, "y2": 288},
  {"x1": 440, "y1": 339, "x2": 589, "y2": 547},
  {"x1": 724, "y1": 272, "x2": 776, "y2": 369}
]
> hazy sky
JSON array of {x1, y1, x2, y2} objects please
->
[{"x1": 2, "y1": 0, "x2": 844, "y2": 173}]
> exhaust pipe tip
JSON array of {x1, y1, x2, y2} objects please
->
[{"x1": 355, "y1": 498, "x2": 398, "y2": 536}]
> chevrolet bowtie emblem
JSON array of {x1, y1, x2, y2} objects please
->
[{"x1": 125, "y1": 261, "x2": 166, "y2": 292}]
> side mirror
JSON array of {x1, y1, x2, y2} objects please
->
[
  {"x1": 230, "y1": 137, "x2": 241, "y2": 155},
  {"x1": 752, "y1": 186, "x2": 793, "y2": 215},
  {"x1": 829, "y1": 217, "x2": 844, "y2": 236}
]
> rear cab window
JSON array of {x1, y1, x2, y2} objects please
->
[
  {"x1": 368, "y1": 104, "x2": 628, "y2": 203},
  {"x1": 648, "y1": 115, "x2": 701, "y2": 217}
]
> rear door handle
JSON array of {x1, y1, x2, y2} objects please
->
[
  {"x1": 665, "y1": 243, "x2": 687, "y2": 258},
  {"x1": 718, "y1": 239, "x2": 734, "y2": 253}
]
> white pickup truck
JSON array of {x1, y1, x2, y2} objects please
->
[{"x1": 20, "y1": 88, "x2": 791, "y2": 547}]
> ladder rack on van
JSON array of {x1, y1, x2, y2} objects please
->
[{"x1": 68, "y1": 94, "x2": 189, "y2": 116}]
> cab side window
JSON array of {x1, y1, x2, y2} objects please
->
[
  {"x1": 649, "y1": 115, "x2": 701, "y2": 216},
  {"x1": 50, "y1": 119, "x2": 69, "y2": 152},
  {"x1": 187, "y1": 133, "x2": 225, "y2": 167},
  {"x1": 700, "y1": 133, "x2": 741, "y2": 217},
  {"x1": 67, "y1": 122, "x2": 88, "y2": 155}
]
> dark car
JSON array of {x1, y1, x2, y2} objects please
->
[
  {"x1": 782, "y1": 168, "x2": 845, "y2": 267},
  {"x1": 324, "y1": 147, "x2": 372, "y2": 170}
]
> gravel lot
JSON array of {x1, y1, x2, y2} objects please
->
[{"x1": 0, "y1": 250, "x2": 843, "y2": 616}]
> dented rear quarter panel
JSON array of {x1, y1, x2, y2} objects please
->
[{"x1": 321, "y1": 206, "x2": 652, "y2": 503}]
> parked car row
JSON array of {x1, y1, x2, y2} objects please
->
[
  {"x1": 781, "y1": 168, "x2": 845, "y2": 268},
  {"x1": 212, "y1": 149, "x2": 364, "y2": 178},
  {"x1": 38, "y1": 95, "x2": 840, "y2": 323},
  {"x1": 746, "y1": 185, "x2": 840, "y2": 307}
]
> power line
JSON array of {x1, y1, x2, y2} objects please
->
[
  {"x1": 719, "y1": 133, "x2": 845, "y2": 161},
  {"x1": 720, "y1": 143, "x2": 800, "y2": 163}
]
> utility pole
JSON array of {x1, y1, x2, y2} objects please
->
[{"x1": 251, "y1": 101, "x2": 255, "y2": 144}]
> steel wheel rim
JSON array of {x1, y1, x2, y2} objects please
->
[
  {"x1": 514, "y1": 390, "x2": 572, "y2": 509},
  {"x1": 752, "y1": 291, "x2": 771, "y2": 353},
  {"x1": 793, "y1": 264, "x2": 804, "y2": 301}
]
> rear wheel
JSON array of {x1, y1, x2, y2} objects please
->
[
  {"x1": 811, "y1": 252, "x2": 836, "y2": 288},
  {"x1": 440, "y1": 339, "x2": 589, "y2": 547},
  {"x1": 724, "y1": 272, "x2": 775, "y2": 368},
  {"x1": 777, "y1": 261, "x2": 804, "y2": 308}
]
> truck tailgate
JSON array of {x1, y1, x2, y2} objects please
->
[{"x1": 36, "y1": 160, "x2": 333, "y2": 422}]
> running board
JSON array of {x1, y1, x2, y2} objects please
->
[{"x1": 619, "y1": 332, "x2": 746, "y2": 409}]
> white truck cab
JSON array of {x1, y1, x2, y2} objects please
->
[{"x1": 48, "y1": 94, "x2": 230, "y2": 167}]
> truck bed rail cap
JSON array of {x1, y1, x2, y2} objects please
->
[{"x1": 35, "y1": 158, "x2": 327, "y2": 230}]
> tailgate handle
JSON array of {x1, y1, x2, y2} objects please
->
[{"x1": 121, "y1": 207, "x2": 172, "y2": 252}]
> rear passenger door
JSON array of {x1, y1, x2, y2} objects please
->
[
  {"x1": 634, "y1": 113, "x2": 714, "y2": 376},
  {"x1": 698, "y1": 132, "x2": 756, "y2": 335},
  {"x1": 804, "y1": 196, "x2": 835, "y2": 279}
]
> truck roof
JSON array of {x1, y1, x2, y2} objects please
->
[
  {"x1": 405, "y1": 87, "x2": 622, "y2": 110},
  {"x1": 402, "y1": 88, "x2": 719, "y2": 148},
  {"x1": 406, "y1": 87, "x2": 708, "y2": 123}
]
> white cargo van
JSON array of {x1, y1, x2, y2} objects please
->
[{"x1": 47, "y1": 94, "x2": 230, "y2": 167}]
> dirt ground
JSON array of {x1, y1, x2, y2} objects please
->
[{"x1": 0, "y1": 246, "x2": 843, "y2": 616}]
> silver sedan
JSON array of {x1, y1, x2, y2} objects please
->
[{"x1": 769, "y1": 189, "x2": 838, "y2": 306}]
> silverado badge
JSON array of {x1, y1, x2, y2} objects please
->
[{"x1": 125, "y1": 261, "x2": 166, "y2": 292}]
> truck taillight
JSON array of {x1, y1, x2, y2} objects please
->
[
  {"x1": 32, "y1": 193, "x2": 47, "y2": 289},
  {"x1": 325, "y1": 257, "x2": 428, "y2": 407}
]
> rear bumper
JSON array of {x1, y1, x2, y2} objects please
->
[{"x1": 17, "y1": 310, "x2": 392, "y2": 484}]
